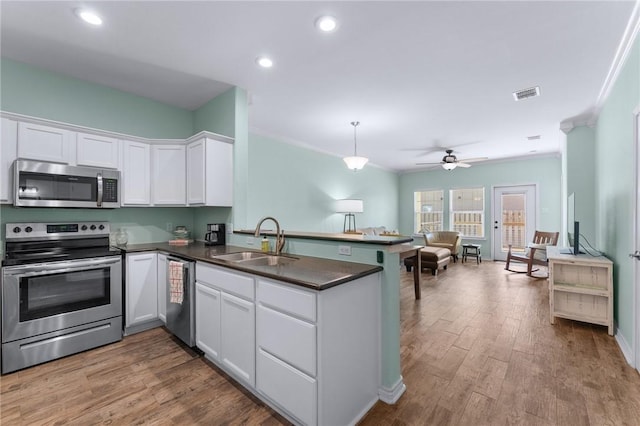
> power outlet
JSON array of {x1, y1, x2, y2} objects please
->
[
  {"x1": 338, "y1": 245, "x2": 352, "y2": 256},
  {"x1": 246, "y1": 237, "x2": 254, "y2": 246},
  {"x1": 166, "y1": 222, "x2": 173, "y2": 232}
]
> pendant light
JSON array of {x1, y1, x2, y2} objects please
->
[{"x1": 343, "y1": 121, "x2": 369, "y2": 170}]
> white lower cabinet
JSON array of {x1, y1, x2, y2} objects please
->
[
  {"x1": 195, "y1": 282, "x2": 221, "y2": 360},
  {"x1": 126, "y1": 252, "x2": 158, "y2": 327},
  {"x1": 195, "y1": 263, "x2": 255, "y2": 386},
  {"x1": 157, "y1": 253, "x2": 167, "y2": 323},
  {"x1": 255, "y1": 274, "x2": 381, "y2": 426},
  {"x1": 195, "y1": 263, "x2": 381, "y2": 426},
  {"x1": 221, "y1": 292, "x2": 255, "y2": 383}
]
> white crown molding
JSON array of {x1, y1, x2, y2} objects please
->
[
  {"x1": 0, "y1": 110, "x2": 234, "y2": 145},
  {"x1": 591, "y1": 0, "x2": 640, "y2": 122}
]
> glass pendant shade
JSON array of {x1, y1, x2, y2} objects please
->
[
  {"x1": 343, "y1": 156, "x2": 369, "y2": 170},
  {"x1": 344, "y1": 121, "x2": 368, "y2": 170}
]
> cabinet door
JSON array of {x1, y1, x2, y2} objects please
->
[
  {"x1": 1, "y1": 118, "x2": 17, "y2": 203},
  {"x1": 122, "y1": 141, "x2": 151, "y2": 205},
  {"x1": 204, "y1": 138, "x2": 233, "y2": 207},
  {"x1": 76, "y1": 133, "x2": 119, "y2": 169},
  {"x1": 221, "y1": 292, "x2": 255, "y2": 386},
  {"x1": 157, "y1": 253, "x2": 167, "y2": 323},
  {"x1": 186, "y1": 139, "x2": 206, "y2": 205},
  {"x1": 126, "y1": 253, "x2": 158, "y2": 326},
  {"x1": 152, "y1": 145, "x2": 186, "y2": 205},
  {"x1": 18, "y1": 122, "x2": 72, "y2": 163},
  {"x1": 195, "y1": 282, "x2": 221, "y2": 361}
]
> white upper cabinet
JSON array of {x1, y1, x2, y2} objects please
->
[
  {"x1": 186, "y1": 137, "x2": 233, "y2": 207},
  {"x1": 18, "y1": 122, "x2": 73, "y2": 164},
  {"x1": 76, "y1": 132, "x2": 119, "y2": 169},
  {"x1": 1, "y1": 118, "x2": 18, "y2": 203},
  {"x1": 121, "y1": 140, "x2": 151, "y2": 205},
  {"x1": 152, "y1": 144, "x2": 186, "y2": 205}
]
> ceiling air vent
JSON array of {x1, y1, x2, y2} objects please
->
[
  {"x1": 527, "y1": 135, "x2": 541, "y2": 141},
  {"x1": 513, "y1": 86, "x2": 540, "y2": 101}
]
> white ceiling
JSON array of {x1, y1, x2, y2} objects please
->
[{"x1": 1, "y1": 1, "x2": 637, "y2": 172}]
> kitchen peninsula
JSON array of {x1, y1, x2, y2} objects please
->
[
  {"x1": 232, "y1": 230, "x2": 415, "y2": 407},
  {"x1": 121, "y1": 241, "x2": 383, "y2": 425}
]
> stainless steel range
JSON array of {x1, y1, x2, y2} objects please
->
[{"x1": 1, "y1": 221, "x2": 123, "y2": 374}]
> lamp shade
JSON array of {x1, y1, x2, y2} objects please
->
[{"x1": 335, "y1": 199, "x2": 364, "y2": 213}]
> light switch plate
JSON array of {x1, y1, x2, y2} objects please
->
[{"x1": 338, "y1": 245, "x2": 351, "y2": 256}]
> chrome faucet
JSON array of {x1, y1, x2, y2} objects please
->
[{"x1": 254, "y1": 216, "x2": 285, "y2": 255}]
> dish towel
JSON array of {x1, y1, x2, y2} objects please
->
[{"x1": 169, "y1": 260, "x2": 184, "y2": 305}]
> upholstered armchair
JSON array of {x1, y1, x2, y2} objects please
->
[{"x1": 424, "y1": 231, "x2": 462, "y2": 262}]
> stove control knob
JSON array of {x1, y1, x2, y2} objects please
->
[
  {"x1": 98, "y1": 224, "x2": 105, "y2": 230},
  {"x1": 25, "y1": 226, "x2": 33, "y2": 233},
  {"x1": 90, "y1": 225, "x2": 97, "y2": 231},
  {"x1": 12, "y1": 226, "x2": 21, "y2": 234},
  {"x1": 81, "y1": 225, "x2": 88, "y2": 231}
]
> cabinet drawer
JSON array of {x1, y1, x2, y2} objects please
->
[
  {"x1": 196, "y1": 263, "x2": 254, "y2": 300},
  {"x1": 257, "y1": 349, "x2": 316, "y2": 426},
  {"x1": 257, "y1": 279, "x2": 316, "y2": 322},
  {"x1": 257, "y1": 305, "x2": 316, "y2": 377}
]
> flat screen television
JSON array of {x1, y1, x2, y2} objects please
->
[{"x1": 566, "y1": 193, "x2": 580, "y2": 255}]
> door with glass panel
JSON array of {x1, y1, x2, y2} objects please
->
[{"x1": 492, "y1": 185, "x2": 536, "y2": 261}]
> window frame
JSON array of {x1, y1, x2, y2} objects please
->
[
  {"x1": 449, "y1": 187, "x2": 485, "y2": 238},
  {"x1": 413, "y1": 189, "x2": 445, "y2": 234}
]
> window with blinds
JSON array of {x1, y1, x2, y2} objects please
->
[
  {"x1": 450, "y1": 188, "x2": 484, "y2": 237},
  {"x1": 414, "y1": 190, "x2": 444, "y2": 233}
]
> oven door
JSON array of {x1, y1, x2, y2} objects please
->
[{"x1": 1, "y1": 256, "x2": 122, "y2": 343}]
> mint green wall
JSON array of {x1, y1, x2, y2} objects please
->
[
  {"x1": 399, "y1": 156, "x2": 562, "y2": 257},
  {"x1": 247, "y1": 133, "x2": 400, "y2": 233},
  {"x1": 0, "y1": 205, "x2": 194, "y2": 256},
  {"x1": 594, "y1": 36, "x2": 639, "y2": 345},
  {"x1": 1, "y1": 58, "x2": 193, "y2": 139},
  {"x1": 566, "y1": 126, "x2": 596, "y2": 243},
  {"x1": 193, "y1": 87, "x2": 236, "y2": 137}
]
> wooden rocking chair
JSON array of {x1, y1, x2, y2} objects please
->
[{"x1": 505, "y1": 231, "x2": 559, "y2": 277}]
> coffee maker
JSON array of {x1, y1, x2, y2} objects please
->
[{"x1": 204, "y1": 223, "x2": 226, "y2": 246}]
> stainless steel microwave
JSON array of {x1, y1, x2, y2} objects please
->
[{"x1": 13, "y1": 159, "x2": 120, "y2": 208}]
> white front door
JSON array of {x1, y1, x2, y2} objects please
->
[{"x1": 492, "y1": 185, "x2": 537, "y2": 261}]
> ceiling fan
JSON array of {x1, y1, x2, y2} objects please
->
[{"x1": 416, "y1": 149, "x2": 488, "y2": 170}]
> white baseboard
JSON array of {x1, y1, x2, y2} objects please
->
[
  {"x1": 379, "y1": 376, "x2": 406, "y2": 404},
  {"x1": 615, "y1": 325, "x2": 635, "y2": 368}
]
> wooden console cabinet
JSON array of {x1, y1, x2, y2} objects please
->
[{"x1": 547, "y1": 246, "x2": 613, "y2": 335}]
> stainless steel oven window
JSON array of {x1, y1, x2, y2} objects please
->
[{"x1": 19, "y1": 267, "x2": 111, "y2": 321}]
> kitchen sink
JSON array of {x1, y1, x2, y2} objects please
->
[
  {"x1": 240, "y1": 255, "x2": 298, "y2": 267},
  {"x1": 213, "y1": 252, "x2": 269, "y2": 262}
]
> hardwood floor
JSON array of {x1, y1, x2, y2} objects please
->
[{"x1": 2, "y1": 261, "x2": 640, "y2": 425}]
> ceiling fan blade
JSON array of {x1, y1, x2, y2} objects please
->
[
  {"x1": 415, "y1": 161, "x2": 443, "y2": 166},
  {"x1": 457, "y1": 157, "x2": 488, "y2": 163},
  {"x1": 457, "y1": 162, "x2": 472, "y2": 168}
]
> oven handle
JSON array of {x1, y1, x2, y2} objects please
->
[{"x1": 3, "y1": 257, "x2": 121, "y2": 277}]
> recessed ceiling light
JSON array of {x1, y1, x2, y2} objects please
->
[
  {"x1": 74, "y1": 8, "x2": 102, "y2": 26},
  {"x1": 256, "y1": 56, "x2": 274, "y2": 68},
  {"x1": 315, "y1": 16, "x2": 338, "y2": 32}
]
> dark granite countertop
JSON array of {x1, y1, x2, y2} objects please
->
[
  {"x1": 118, "y1": 242, "x2": 383, "y2": 290},
  {"x1": 234, "y1": 229, "x2": 413, "y2": 245}
]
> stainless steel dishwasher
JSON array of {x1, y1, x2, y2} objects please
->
[{"x1": 166, "y1": 256, "x2": 195, "y2": 347}]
